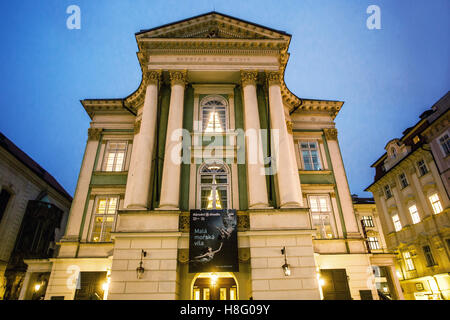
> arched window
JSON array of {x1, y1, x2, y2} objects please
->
[
  {"x1": 198, "y1": 161, "x2": 229, "y2": 209},
  {"x1": 200, "y1": 96, "x2": 227, "y2": 133},
  {"x1": 391, "y1": 147, "x2": 397, "y2": 158}
]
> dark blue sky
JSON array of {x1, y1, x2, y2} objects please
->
[{"x1": 0, "y1": 0, "x2": 449, "y2": 197}]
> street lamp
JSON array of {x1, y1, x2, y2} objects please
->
[
  {"x1": 281, "y1": 247, "x2": 291, "y2": 276},
  {"x1": 136, "y1": 249, "x2": 147, "y2": 279}
]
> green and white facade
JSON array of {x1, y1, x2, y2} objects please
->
[{"x1": 20, "y1": 12, "x2": 402, "y2": 300}]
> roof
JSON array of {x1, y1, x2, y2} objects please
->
[
  {"x1": 0, "y1": 132, "x2": 72, "y2": 202},
  {"x1": 352, "y1": 195, "x2": 375, "y2": 205}
]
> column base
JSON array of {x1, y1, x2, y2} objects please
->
[
  {"x1": 280, "y1": 203, "x2": 303, "y2": 209},
  {"x1": 125, "y1": 205, "x2": 149, "y2": 210},
  {"x1": 249, "y1": 204, "x2": 273, "y2": 210}
]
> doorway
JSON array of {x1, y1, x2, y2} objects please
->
[{"x1": 192, "y1": 273, "x2": 237, "y2": 300}]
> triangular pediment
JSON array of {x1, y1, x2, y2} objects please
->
[{"x1": 136, "y1": 12, "x2": 290, "y2": 41}]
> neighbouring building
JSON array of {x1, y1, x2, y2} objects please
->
[
  {"x1": 0, "y1": 132, "x2": 72, "y2": 300},
  {"x1": 352, "y1": 195, "x2": 404, "y2": 299},
  {"x1": 21, "y1": 12, "x2": 400, "y2": 300},
  {"x1": 366, "y1": 91, "x2": 450, "y2": 300}
]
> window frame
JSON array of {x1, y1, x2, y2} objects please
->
[
  {"x1": 392, "y1": 214, "x2": 402, "y2": 232},
  {"x1": 384, "y1": 185, "x2": 392, "y2": 199},
  {"x1": 200, "y1": 95, "x2": 229, "y2": 134},
  {"x1": 197, "y1": 161, "x2": 231, "y2": 210},
  {"x1": 429, "y1": 193, "x2": 443, "y2": 215},
  {"x1": 101, "y1": 141, "x2": 128, "y2": 172},
  {"x1": 408, "y1": 204, "x2": 421, "y2": 224},
  {"x1": 308, "y1": 194, "x2": 335, "y2": 239},
  {"x1": 423, "y1": 245, "x2": 437, "y2": 267},
  {"x1": 299, "y1": 140, "x2": 322, "y2": 171},
  {"x1": 89, "y1": 195, "x2": 120, "y2": 243},
  {"x1": 417, "y1": 160, "x2": 428, "y2": 176},
  {"x1": 361, "y1": 216, "x2": 374, "y2": 228},
  {"x1": 398, "y1": 172, "x2": 409, "y2": 189},
  {"x1": 403, "y1": 251, "x2": 415, "y2": 271},
  {"x1": 367, "y1": 237, "x2": 381, "y2": 250},
  {"x1": 438, "y1": 131, "x2": 450, "y2": 157}
]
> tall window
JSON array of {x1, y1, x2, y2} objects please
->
[
  {"x1": 392, "y1": 214, "x2": 402, "y2": 232},
  {"x1": 391, "y1": 147, "x2": 397, "y2": 159},
  {"x1": 423, "y1": 245, "x2": 437, "y2": 267},
  {"x1": 408, "y1": 204, "x2": 421, "y2": 224},
  {"x1": 361, "y1": 216, "x2": 374, "y2": 228},
  {"x1": 429, "y1": 193, "x2": 443, "y2": 214},
  {"x1": 0, "y1": 189, "x2": 12, "y2": 223},
  {"x1": 309, "y1": 195, "x2": 334, "y2": 239},
  {"x1": 399, "y1": 173, "x2": 409, "y2": 189},
  {"x1": 403, "y1": 252, "x2": 415, "y2": 271},
  {"x1": 90, "y1": 196, "x2": 119, "y2": 242},
  {"x1": 439, "y1": 132, "x2": 450, "y2": 157},
  {"x1": 417, "y1": 160, "x2": 428, "y2": 176},
  {"x1": 201, "y1": 96, "x2": 227, "y2": 133},
  {"x1": 199, "y1": 162, "x2": 229, "y2": 209},
  {"x1": 299, "y1": 141, "x2": 322, "y2": 171},
  {"x1": 384, "y1": 185, "x2": 392, "y2": 199},
  {"x1": 103, "y1": 142, "x2": 127, "y2": 172},
  {"x1": 367, "y1": 237, "x2": 380, "y2": 250}
]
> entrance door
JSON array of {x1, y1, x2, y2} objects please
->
[
  {"x1": 320, "y1": 269, "x2": 352, "y2": 300},
  {"x1": 193, "y1": 276, "x2": 237, "y2": 300}
]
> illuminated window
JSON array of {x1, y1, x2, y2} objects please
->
[
  {"x1": 403, "y1": 252, "x2": 415, "y2": 271},
  {"x1": 193, "y1": 288, "x2": 200, "y2": 300},
  {"x1": 219, "y1": 288, "x2": 227, "y2": 300},
  {"x1": 439, "y1": 132, "x2": 450, "y2": 157},
  {"x1": 299, "y1": 141, "x2": 322, "y2": 171},
  {"x1": 199, "y1": 162, "x2": 229, "y2": 210},
  {"x1": 413, "y1": 136, "x2": 420, "y2": 144},
  {"x1": 203, "y1": 288, "x2": 210, "y2": 300},
  {"x1": 423, "y1": 245, "x2": 437, "y2": 267},
  {"x1": 408, "y1": 205, "x2": 421, "y2": 224},
  {"x1": 201, "y1": 96, "x2": 227, "y2": 133},
  {"x1": 308, "y1": 195, "x2": 334, "y2": 239},
  {"x1": 367, "y1": 237, "x2": 380, "y2": 250},
  {"x1": 103, "y1": 142, "x2": 127, "y2": 172},
  {"x1": 384, "y1": 185, "x2": 392, "y2": 199},
  {"x1": 361, "y1": 216, "x2": 374, "y2": 227},
  {"x1": 429, "y1": 193, "x2": 443, "y2": 214},
  {"x1": 417, "y1": 160, "x2": 428, "y2": 176},
  {"x1": 392, "y1": 214, "x2": 402, "y2": 232},
  {"x1": 229, "y1": 287, "x2": 237, "y2": 300},
  {"x1": 399, "y1": 173, "x2": 409, "y2": 189},
  {"x1": 90, "y1": 196, "x2": 119, "y2": 242}
]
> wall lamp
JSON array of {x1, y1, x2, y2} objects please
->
[
  {"x1": 281, "y1": 247, "x2": 291, "y2": 276},
  {"x1": 136, "y1": 250, "x2": 147, "y2": 279}
]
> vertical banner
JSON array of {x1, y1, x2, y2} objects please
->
[{"x1": 189, "y1": 209, "x2": 239, "y2": 273}]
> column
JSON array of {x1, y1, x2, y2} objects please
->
[
  {"x1": 266, "y1": 71, "x2": 303, "y2": 208},
  {"x1": 158, "y1": 70, "x2": 187, "y2": 210},
  {"x1": 64, "y1": 128, "x2": 101, "y2": 239},
  {"x1": 124, "y1": 70, "x2": 161, "y2": 209},
  {"x1": 241, "y1": 70, "x2": 270, "y2": 209},
  {"x1": 389, "y1": 265, "x2": 405, "y2": 300},
  {"x1": 324, "y1": 128, "x2": 359, "y2": 235}
]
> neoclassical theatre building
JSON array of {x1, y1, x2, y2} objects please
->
[{"x1": 21, "y1": 12, "x2": 402, "y2": 300}]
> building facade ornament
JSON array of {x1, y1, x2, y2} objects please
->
[
  {"x1": 134, "y1": 119, "x2": 141, "y2": 134},
  {"x1": 240, "y1": 70, "x2": 258, "y2": 87},
  {"x1": 87, "y1": 128, "x2": 102, "y2": 141},
  {"x1": 169, "y1": 70, "x2": 188, "y2": 87},
  {"x1": 286, "y1": 120, "x2": 293, "y2": 134},
  {"x1": 266, "y1": 71, "x2": 282, "y2": 86},
  {"x1": 324, "y1": 128, "x2": 338, "y2": 141},
  {"x1": 143, "y1": 69, "x2": 162, "y2": 86}
]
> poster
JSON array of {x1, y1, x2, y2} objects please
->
[{"x1": 189, "y1": 209, "x2": 239, "y2": 273}]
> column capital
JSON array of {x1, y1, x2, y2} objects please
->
[
  {"x1": 286, "y1": 121, "x2": 293, "y2": 134},
  {"x1": 143, "y1": 69, "x2": 162, "y2": 86},
  {"x1": 266, "y1": 71, "x2": 282, "y2": 86},
  {"x1": 240, "y1": 70, "x2": 258, "y2": 87},
  {"x1": 324, "y1": 128, "x2": 338, "y2": 141},
  {"x1": 169, "y1": 70, "x2": 187, "y2": 87},
  {"x1": 87, "y1": 128, "x2": 102, "y2": 141},
  {"x1": 134, "y1": 119, "x2": 141, "y2": 134}
]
